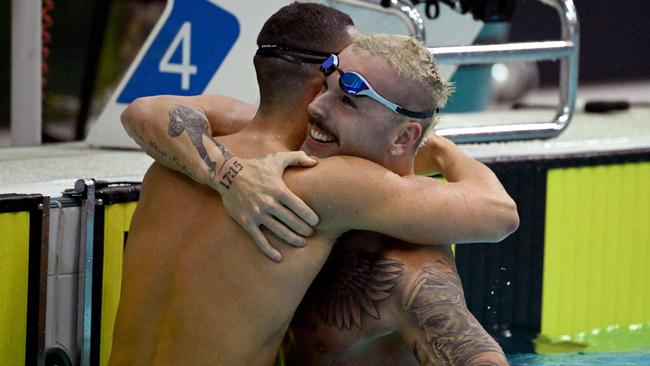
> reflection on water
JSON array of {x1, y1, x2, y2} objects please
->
[{"x1": 509, "y1": 351, "x2": 650, "y2": 365}]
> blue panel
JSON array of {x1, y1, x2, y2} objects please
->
[{"x1": 117, "y1": 0, "x2": 240, "y2": 103}]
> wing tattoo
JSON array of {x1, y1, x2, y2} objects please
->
[{"x1": 315, "y1": 249, "x2": 405, "y2": 330}]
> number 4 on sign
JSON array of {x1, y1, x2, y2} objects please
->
[{"x1": 159, "y1": 22, "x2": 198, "y2": 90}]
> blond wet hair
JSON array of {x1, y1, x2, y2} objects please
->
[{"x1": 352, "y1": 33, "x2": 453, "y2": 112}]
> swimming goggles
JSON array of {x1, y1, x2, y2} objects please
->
[
  {"x1": 320, "y1": 54, "x2": 434, "y2": 119},
  {"x1": 256, "y1": 44, "x2": 332, "y2": 65}
]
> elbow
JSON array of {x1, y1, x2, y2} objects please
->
[
  {"x1": 501, "y1": 196, "x2": 520, "y2": 239},
  {"x1": 490, "y1": 196, "x2": 520, "y2": 243},
  {"x1": 121, "y1": 97, "x2": 154, "y2": 137}
]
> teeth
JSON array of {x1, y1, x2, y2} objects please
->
[{"x1": 310, "y1": 126, "x2": 334, "y2": 143}]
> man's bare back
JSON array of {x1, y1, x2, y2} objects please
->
[{"x1": 110, "y1": 131, "x2": 342, "y2": 365}]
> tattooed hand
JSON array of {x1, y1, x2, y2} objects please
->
[{"x1": 218, "y1": 151, "x2": 320, "y2": 262}]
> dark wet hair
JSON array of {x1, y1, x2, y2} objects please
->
[
  {"x1": 257, "y1": 2, "x2": 354, "y2": 53},
  {"x1": 254, "y1": 2, "x2": 354, "y2": 111}
]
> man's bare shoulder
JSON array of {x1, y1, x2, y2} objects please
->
[
  {"x1": 280, "y1": 156, "x2": 396, "y2": 230},
  {"x1": 284, "y1": 155, "x2": 399, "y2": 190},
  {"x1": 140, "y1": 162, "x2": 216, "y2": 204}
]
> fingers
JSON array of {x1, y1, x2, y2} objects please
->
[
  {"x1": 279, "y1": 191, "x2": 319, "y2": 227},
  {"x1": 261, "y1": 216, "x2": 307, "y2": 248},
  {"x1": 278, "y1": 151, "x2": 318, "y2": 168},
  {"x1": 244, "y1": 223, "x2": 282, "y2": 262},
  {"x1": 268, "y1": 202, "x2": 314, "y2": 236}
]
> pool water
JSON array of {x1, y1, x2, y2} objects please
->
[{"x1": 508, "y1": 351, "x2": 650, "y2": 365}]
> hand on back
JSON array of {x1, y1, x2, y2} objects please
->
[{"x1": 217, "y1": 151, "x2": 320, "y2": 262}]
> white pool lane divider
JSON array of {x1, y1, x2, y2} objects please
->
[{"x1": 85, "y1": 0, "x2": 482, "y2": 149}]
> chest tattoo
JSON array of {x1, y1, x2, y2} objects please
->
[{"x1": 310, "y1": 249, "x2": 404, "y2": 330}]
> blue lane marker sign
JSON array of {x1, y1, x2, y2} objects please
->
[{"x1": 117, "y1": 0, "x2": 240, "y2": 103}]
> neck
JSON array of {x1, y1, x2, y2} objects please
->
[
  {"x1": 383, "y1": 154, "x2": 415, "y2": 176},
  {"x1": 244, "y1": 106, "x2": 309, "y2": 150}
]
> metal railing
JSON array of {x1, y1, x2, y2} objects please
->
[
  {"x1": 433, "y1": 0, "x2": 579, "y2": 143},
  {"x1": 329, "y1": 0, "x2": 427, "y2": 41}
]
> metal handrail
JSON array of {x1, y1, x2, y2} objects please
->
[
  {"x1": 434, "y1": 0, "x2": 580, "y2": 143},
  {"x1": 328, "y1": 0, "x2": 426, "y2": 41}
]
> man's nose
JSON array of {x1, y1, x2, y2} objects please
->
[{"x1": 308, "y1": 92, "x2": 328, "y2": 120}]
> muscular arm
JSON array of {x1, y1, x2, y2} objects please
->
[
  {"x1": 122, "y1": 98, "x2": 247, "y2": 190},
  {"x1": 284, "y1": 136, "x2": 519, "y2": 245},
  {"x1": 121, "y1": 94, "x2": 253, "y2": 184},
  {"x1": 202, "y1": 95, "x2": 256, "y2": 135},
  {"x1": 121, "y1": 95, "x2": 249, "y2": 185},
  {"x1": 122, "y1": 95, "x2": 321, "y2": 260},
  {"x1": 401, "y1": 258, "x2": 508, "y2": 366}
]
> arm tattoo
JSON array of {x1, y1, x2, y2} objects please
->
[
  {"x1": 309, "y1": 248, "x2": 404, "y2": 330},
  {"x1": 168, "y1": 104, "x2": 233, "y2": 180},
  {"x1": 167, "y1": 104, "x2": 242, "y2": 189},
  {"x1": 126, "y1": 118, "x2": 198, "y2": 180},
  {"x1": 125, "y1": 124, "x2": 145, "y2": 145},
  {"x1": 146, "y1": 139, "x2": 198, "y2": 181},
  {"x1": 216, "y1": 160, "x2": 243, "y2": 190},
  {"x1": 404, "y1": 259, "x2": 506, "y2": 366}
]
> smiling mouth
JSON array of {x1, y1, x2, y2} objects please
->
[{"x1": 309, "y1": 124, "x2": 337, "y2": 143}]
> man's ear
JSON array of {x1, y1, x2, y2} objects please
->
[{"x1": 390, "y1": 121, "x2": 422, "y2": 156}]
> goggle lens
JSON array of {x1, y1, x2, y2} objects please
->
[{"x1": 339, "y1": 73, "x2": 368, "y2": 95}]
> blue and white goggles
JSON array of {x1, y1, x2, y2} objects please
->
[{"x1": 320, "y1": 54, "x2": 434, "y2": 119}]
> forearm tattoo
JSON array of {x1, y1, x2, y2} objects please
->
[
  {"x1": 404, "y1": 259, "x2": 506, "y2": 366},
  {"x1": 310, "y1": 249, "x2": 404, "y2": 330},
  {"x1": 125, "y1": 123, "x2": 198, "y2": 181},
  {"x1": 167, "y1": 105, "x2": 242, "y2": 189}
]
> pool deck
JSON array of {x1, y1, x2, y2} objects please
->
[{"x1": 0, "y1": 144, "x2": 153, "y2": 197}]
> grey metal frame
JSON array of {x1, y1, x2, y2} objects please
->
[
  {"x1": 36, "y1": 196, "x2": 50, "y2": 366},
  {"x1": 77, "y1": 179, "x2": 97, "y2": 366}
]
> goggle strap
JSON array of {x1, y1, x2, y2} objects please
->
[
  {"x1": 256, "y1": 48, "x2": 326, "y2": 65},
  {"x1": 395, "y1": 106, "x2": 434, "y2": 119},
  {"x1": 353, "y1": 75, "x2": 434, "y2": 119},
  {"x1": 258, "y1": 44, "x2": 333, "y2": 58},
  {"x1": 356, "y1": 89, "x2": 400, "y2": 113}
]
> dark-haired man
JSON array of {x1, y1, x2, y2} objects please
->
[{"x1": 112, "y1": 4, "x2": 517, "y2": 366}]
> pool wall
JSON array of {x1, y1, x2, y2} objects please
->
[
  {"x1": 457, "y1": 149, "x2": 650, "y2": 354},
  {"x1": 2, "y1": 148, "x2": 649, "y2": 365}
]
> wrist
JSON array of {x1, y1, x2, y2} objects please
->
[
  {"x1": 209, "y1": 157, "x2": 245, "y2": 194},
  {"x1": 431, "y1": 137, "x2": 461, "y2": 174}
]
